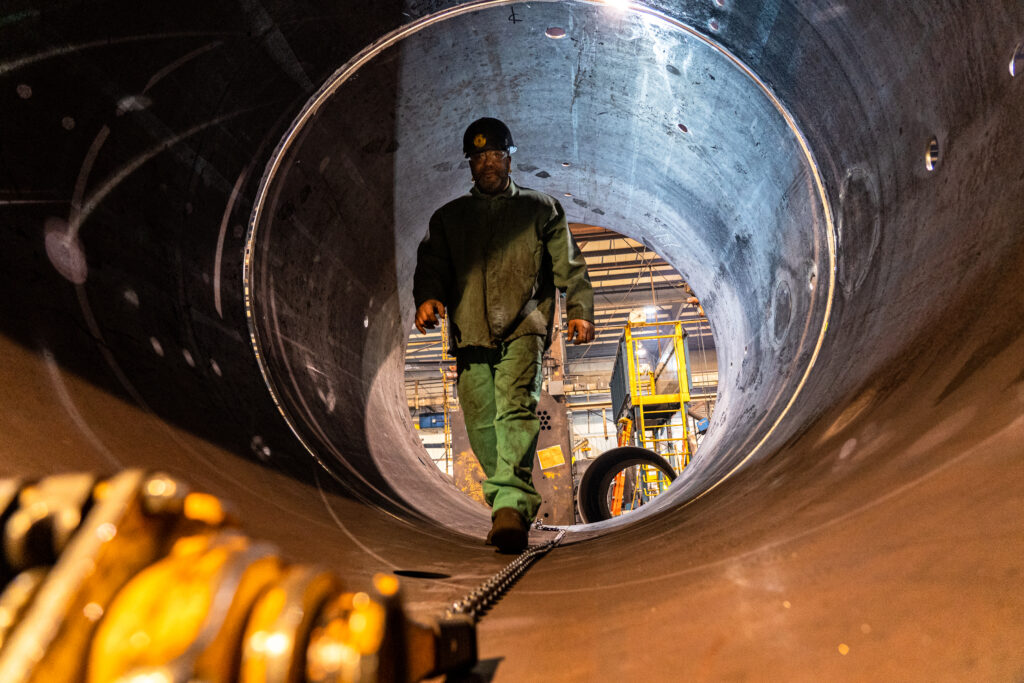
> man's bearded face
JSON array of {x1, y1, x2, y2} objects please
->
[{"x1": 469, "y1": 149, "x2": 511, "y2": 194}]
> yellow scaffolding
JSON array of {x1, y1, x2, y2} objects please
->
[
  {"x1": 621, "y1": 320, "x2": 692, "y2": 504},
  {"x1": 438, "y1": 317, "x2": 456, "y2": 473}
]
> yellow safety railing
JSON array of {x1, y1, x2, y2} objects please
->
[
  {"x1": 439, "y1": 317, "x2": 455, "y2": 473},
  {"x1": 622, "y1": 320, "x2": 692, "y2": 491}
]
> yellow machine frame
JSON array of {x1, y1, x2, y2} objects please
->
[
  {"x1": 438, "y1": 317, "x2": 455, "y2": 472},
  {"x1": 621, "y1": 320, "x2": 693, "y2": 500}
]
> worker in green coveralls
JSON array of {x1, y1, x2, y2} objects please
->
[{"x1": 413, "y1": 118, "x2": 595, "y2": 553}]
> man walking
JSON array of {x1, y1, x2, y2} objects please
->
[{"x1": 413, "y1": 117, "x2": 595, "y2": 553}]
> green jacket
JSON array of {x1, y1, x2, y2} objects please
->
[{"x1": 414, "y1": 178, "x2": 594, "y2": 350}]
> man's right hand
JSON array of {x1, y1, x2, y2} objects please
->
[{"x1": 415, "y1": 299, "x2": 445, "y2": 334}]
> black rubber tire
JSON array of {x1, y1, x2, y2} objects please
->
[{"x1": 577, "y1": 447, "x2": 677, "y2": 523}]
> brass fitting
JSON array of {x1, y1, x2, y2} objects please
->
[{"x1": 0, "y1": 471, "x2": 476, "y2": 682}]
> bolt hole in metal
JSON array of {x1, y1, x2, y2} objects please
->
[
  {"x1": 545, "y1": 26, "x2": 567, "y2": 39},
  {"x1": 1010, "y1": 42, "x2": 1024, "y2": 77},
  {"x1": 925, "y1": 136, "x2": 940, "y2": 171},
  {"x1": 709, "y1": 18, "x2": 720, "y2": 32}
]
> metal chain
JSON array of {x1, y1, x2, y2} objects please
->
[{"x1": 445, "y1": 530, "x2": 566, "y2": 623}]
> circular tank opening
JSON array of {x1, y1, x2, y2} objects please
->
[{"x1": 243, "y1": 1, "x2": 834, "y2": 540}]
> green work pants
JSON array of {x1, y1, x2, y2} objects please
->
[{"x1": 456, "y1": 335, "x2": 544, "y2": 522}]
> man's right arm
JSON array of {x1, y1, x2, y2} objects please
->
[{"x1": 413, "y1": 212, "x2": 452, "y2": 333}]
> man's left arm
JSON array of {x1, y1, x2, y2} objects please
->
[{"x1": 543, "y1": 202, "x2": 595, "y2": 344}]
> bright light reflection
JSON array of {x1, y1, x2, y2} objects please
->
[{"x1": 265, "y1": 632, "x2": 291, "y2": 656}]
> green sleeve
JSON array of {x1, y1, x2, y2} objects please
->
[
  {"x1": 544, "y1": 201, "x2": 594, "y2": 322},
  {"x1": 413, "y1": 211, "x2": 452, "y2": 306}
]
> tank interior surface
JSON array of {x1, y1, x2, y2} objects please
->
[{"x1": 2, "y1": 0, "x2": 1023, "y2": 679}]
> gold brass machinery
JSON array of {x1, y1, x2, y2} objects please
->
[{"x1": 0, "y1": 471, "x2": 476, "y2": 682}]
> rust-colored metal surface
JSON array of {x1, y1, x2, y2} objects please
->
[
  {"x1": 451, "y1": 411, "x2": 489, "y2": 507},
  {"x1": 1, "y1": 0, "x2": 1022, "y2": 679}
]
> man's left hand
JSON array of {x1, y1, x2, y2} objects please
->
[{"x1": 566, "y1": 319, "x2": 595, "y2": 345}]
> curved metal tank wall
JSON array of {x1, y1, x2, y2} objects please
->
[{"x1": 1, "y1": 1, "x2": 1022, "y2": 679}]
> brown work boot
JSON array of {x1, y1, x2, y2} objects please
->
[{"x1": 489, "y1": 508, "x2": 528, "y2": 554}]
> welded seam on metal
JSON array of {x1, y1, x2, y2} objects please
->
[
  {"x1": 0, "y1": 32, "x2": 231, "y2": 75},
  {"x1": 243, "y1": 0, "x2": 837, "y2": 516}
]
